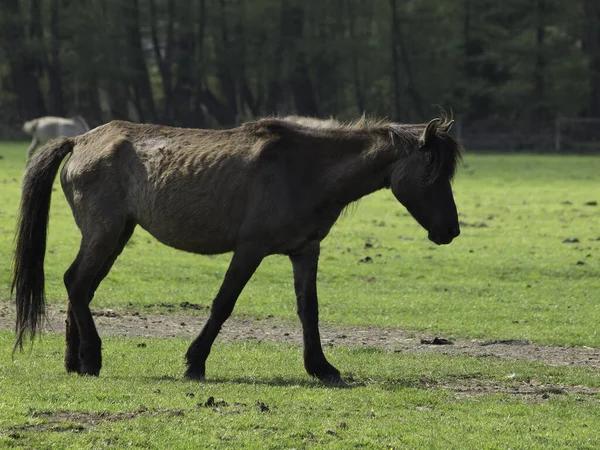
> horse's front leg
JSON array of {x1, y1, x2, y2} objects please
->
[
  {"x1": 185, "y1": 247, "x2": 264, "y2": 380},
  {"x1": 290, "y1": 243, "x2": 343, "y2": 384}
]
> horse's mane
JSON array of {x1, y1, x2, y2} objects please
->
[
  {"x1": 246, "y1": 116, "x2": 462, "y2": 183},
  {"x1": 345, "y1": 116, "x2": 463, "y2": 183}
]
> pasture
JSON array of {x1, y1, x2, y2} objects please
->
[{"x1": 1, "y1": 141, "x2": 599, "y2": 448}]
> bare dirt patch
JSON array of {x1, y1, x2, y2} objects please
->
[
  {"x1": 418, "y1": 377, "x2": 600, "y2": 401},
  {"x1": 5, "y1": 407, "x2": 183, "y2": 436},
  {"x1": 2, "y1": 303, "x2": 600, "y2": 370}
]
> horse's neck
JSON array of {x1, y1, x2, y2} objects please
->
[{"x1": 322, "y1": 138, "x2": 396, "y2": 207}]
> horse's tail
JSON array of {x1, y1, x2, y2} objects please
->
[{"x1": 12, "y1": 137, "x2": 74, "y2": 351}]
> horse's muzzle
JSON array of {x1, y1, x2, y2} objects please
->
[{"x1": 428, "y1": 225, "x2": 460, "y2": 245}]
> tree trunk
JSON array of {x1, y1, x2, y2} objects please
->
[
  {"x1": 124, "y1": 0, "x2": 157, "y2": 123},
  {"x1": 235, "y1": 9, "x2": 257, "y2": 121},
  {"x1": 171, "y1": 2, "x2": 200, "y2": 127},
  {"x1": 389, "y1": 0, "x2": 403, "y2": 120},
  {"x1": 96, "y1": 0, "x2": 128, "y2": 120},
  {"x1": 348, "y1": 0, "x2": 365, "y2": 114},
  {"x1": 286, "y1": 3, "x2": 318, "y2": 116},
  {"x1": 28, "y1": 0, "x2": 45, "y2": 78},
  {"x1": 463, "y1": 0, "x2": 475, "y2": 78},
  {"x1": 216, "y1": 0, "x2": 238, "y2": 120},
  {"x1": 192, "y1": 0, "x2": 206, "y2": 125},
  {"x1": 390, "y1": 1, "x2": 424, "y2": 120},
  {"x1": 265, "y1": 3, "x2": 287, "y2": 114},
  {"x1": 0, "y1": 0, "x2": 46, "y2": 119},
  {"x1": 150, "y1": 0, "x2": 175, "y2": 123},
  {"x1": 47, "y1": 0, "x2": 65, "y2": 116},
  {"x1": 461, "y1": 0, "x2": 491, "y2": 119},
  {"x1": 533, "y1": 0, "x2": 547, "y2": 121},
  {"x1": 584, "y1": 0, "x2": 600, "y2": 116},
  {"x1": 84, "y1": 74, "x2": 103, "y2": 126}
]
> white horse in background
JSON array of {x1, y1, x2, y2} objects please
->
[{"x1": 23, "y1": 116, "x2": 90, "y2": 162}]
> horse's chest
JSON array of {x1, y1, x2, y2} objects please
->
[{"x1": 267, "y1": 210, "x2": 341, "y2": 254}]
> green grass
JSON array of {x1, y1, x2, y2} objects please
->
[
  {"x1": 1, "y1": 142, "x2": 599, "y2": 346},
  {"x1": 1, "y1": 142, "x2": 600, "y2": 448},
  {"x1": 1, "y1": 332, "x2": 600, "y2": 449}
]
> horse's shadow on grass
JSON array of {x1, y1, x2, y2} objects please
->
[
  {"x1": 131, "y1": 373, "x2": 433, "y2": 390},
  {"x1": 83, "y1": 372, "x2": 435, "y2": 392},
  {"x1": 204, "y1": 376, "x2": 355, "y2": 389},
  {"x1": 123, "y1": 374, "x2": 357, "y2": 389}
]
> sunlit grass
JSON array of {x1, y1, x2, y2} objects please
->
[
  {"x1": 1, "y1": 143, "x2": 599, "y2": 346},
  {"x1": 1, "y1": 332, "x2": 600, "y2": 449},
  {"x1": 2, "y1": 142, "x2": 600, "y2": 448}
]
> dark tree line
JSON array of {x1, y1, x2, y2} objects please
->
[{"x1": 0, "y1": 0, "x2": 598, "y2": 133}]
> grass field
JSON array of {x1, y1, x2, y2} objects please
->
[{"x1": 1, "y1": 141, "x2": 599, "y2": 448}]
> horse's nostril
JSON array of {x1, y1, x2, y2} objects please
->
[{"x1": 451, "y1": 226, "x2": 460, "y2": 237}]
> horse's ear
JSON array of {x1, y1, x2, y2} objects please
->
[{"x1": 418, "y1": 118, "x2": 441, "y2": 149}]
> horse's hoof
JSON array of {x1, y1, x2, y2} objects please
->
[
  {"x1": 306, "y1": 361, "x2": 344, "y2": 385},
  {"x1": 78, "y1": 361, "x2": 101, "y2": 376},
  {"x1": 318, "y1": 373, "x2": 346, "y2": 386},
  {"x1": 185, "y1": 372, "x2": 206, "y2": 381},
  {"x1": 184, "y1": 369, "x2": 206, "y2": 381},
  {"x1": 64, "y1": 359, "x2": 80, "y2": 374}
]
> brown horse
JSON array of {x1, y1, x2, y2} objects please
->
[{"x1": 12, "y1": 116, "x2": 461, "y2": 383}]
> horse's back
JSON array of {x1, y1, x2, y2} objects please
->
[{"x1": 61, "y1": 121, "x2": 261, "y2": 254}]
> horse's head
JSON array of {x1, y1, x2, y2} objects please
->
[
  {"x1": 388, "y1": 118, "x2": 462, "y2": 245},
  {"x1": 22, "y1": 119, "x2": 38, "y2": 135}
]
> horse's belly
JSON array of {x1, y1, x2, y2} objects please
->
[
  {"x1": 150, "y1": 230, "x2": 234, "y2": 254},
  {"x1": 139, "y1": 217, "x2": 237, "y2": 255},
  {"x1": 133, "y1": 195, "x2": 241, "y2": 255}
]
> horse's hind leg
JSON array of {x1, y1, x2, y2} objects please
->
[
  {"x1": 290, "y1": 244, "x2": 343, "y2": 384},
  {"x1": 63, "y1": 244, "x2": 110, "y2": 376},
  {"x1": 64, "y1": 251, "x2": 83, "y2": 373},
  {"x1": 64, "y1": 220, "x2": 136, "y2": 373}
]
